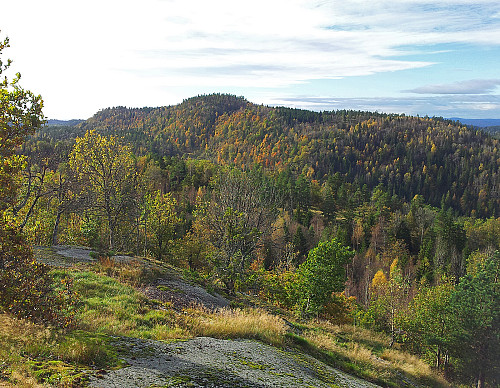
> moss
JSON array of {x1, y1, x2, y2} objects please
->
[
  {"x1": 28, "y1": 360, "x2": 89, "y2": 387},
  {"x1": 157, "y1": 285, "x2": 186, "y2": 294},
  {"x1": 237, "y1": 356, "x2": 273, "y2": 370}
]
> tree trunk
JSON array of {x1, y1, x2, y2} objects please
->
[
  {"x1": 108, "y1": 215, "x2": 115, "y2": 250},
  {"x1": 19, "y1": 192, "x2": 42, "y2": 230},
  {"x1": 52, "y1": 210, "x2": 62, "y2": 246},
  {"x1": 477, "y1": 370, "x2": 484, "y2": 388},
  {"x1": 143, "y1": 218, "x2": 148, "y2": 258}
]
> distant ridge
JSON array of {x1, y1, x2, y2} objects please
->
[
  {"x1": 32, "y1": 93, "x2": 500, "y2": 218},
  {"x1": 46, "y1": 119, "x2": 84, "y2": 126},
  {"x1": 449, "y1": 118, "x2": 500, "y2": 128}
]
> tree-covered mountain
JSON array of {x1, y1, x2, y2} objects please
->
[
  {"x1": 46, "y1": 119, "x2": 85, "y2": 126},
  {"x1": 14, "y1": 94, "x2": 500, "y2": 387},
  {"x1": 449, "y1": 117, "x2": 500, "y2": 128},
  {"x1": 37, "y1": 93, "x2": 500, "y2": 218}
]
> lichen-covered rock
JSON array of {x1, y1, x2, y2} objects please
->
[
  {"x1": 89, "y1": 337, "x2": 381, "y2": 388},
  {"x1": 141, "y1": 279, "x2": 230, "y2": 310}
]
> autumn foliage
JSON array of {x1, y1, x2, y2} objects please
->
[{"x1": 0, "y1": 36, "x2": 76, "y2": 327}]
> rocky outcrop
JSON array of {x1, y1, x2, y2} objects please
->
[{"x1": 89, "y1": 336, "x2": 381, "y2": 388}]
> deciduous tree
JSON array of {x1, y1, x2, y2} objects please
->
[
  {"x1": 205, "y1": 168, "x2": 280, "y2": 292},
  {"x1": 144, "y1": 190, "x2": 179, "y2": 261},
  {"x1": 400, "y1": 280, "x2": 455, "y2": 369},
  {"x1": 0, "y1": 34, "x2": 75, "y2": 326},
  {"x1": 296, "y1": 238, "x2": 353, "y2": 316},
  {"x1": 69, "y1": 130, "x2": 137, "y2": 250}
]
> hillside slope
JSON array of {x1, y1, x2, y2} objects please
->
[
  {"x1": 27, "y1": 246, "x2": 443, "y2": 388},
  {"x1": 37, "y1": 94, "x2": 500, "y2": 218}
]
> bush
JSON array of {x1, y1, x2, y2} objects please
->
[
  {"x1": 296, "y1": 239, "x2": 353, "y2": 316},
  {"x1": 260, "y1": 269, "x2": 298, "y2": 309},
  {"x1": 0, "y1": 249, "x2": 78, "y2": 328},
  {"x1": 321, "y1": 292, "x2": 358, "y2": 324}
]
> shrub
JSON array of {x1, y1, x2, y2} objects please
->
[
  {"x1": 321, "y1": 292, "x2": 358, "y2": 324},
  {"x1": 0, "y1": 248, "x2": 78, "y2": 328},
  {"x1": 296, "y1": 239, "x2": 353, "y2": 316}
]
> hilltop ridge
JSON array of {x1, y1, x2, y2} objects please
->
[{"x1": 36, "y1": 93, "x2": 500, "y2": 218}]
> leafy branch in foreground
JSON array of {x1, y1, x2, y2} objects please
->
[{"x1": 0, "y1": 33, "x2": 76, "y2": 327}]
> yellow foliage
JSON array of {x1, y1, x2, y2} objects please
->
[
  {"x1": 372, "y1": 269, "x2": 388, "y2": 289},
  {"x1": 389, "y1": 258, "x2": 399, "y2": 279}
]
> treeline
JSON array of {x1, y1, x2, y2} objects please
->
[
  {"x1": 13, "y1": 94, "x2": 500, "y2": 387},
  {"x1": 35, "y1": 94, "x2": 500, "y2": 219}
]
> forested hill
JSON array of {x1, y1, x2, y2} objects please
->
[{"x1": 39, "y1": 93, "x2": 500, "y2": 218}]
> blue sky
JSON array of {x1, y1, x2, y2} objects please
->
[{"x1": 1, "y1": 0, "x2": 500, "y2": 119}]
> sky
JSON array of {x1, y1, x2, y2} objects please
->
[{"x1": 1, "y1": 0, "x2": 500, "y2": 120}]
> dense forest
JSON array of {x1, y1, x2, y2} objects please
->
[
  {"x1": 3, "y1": 91, "x2": 500, "y2": 387},
  {"x1": 34, "y1": 94, "x2": 500, "y2": 218}
]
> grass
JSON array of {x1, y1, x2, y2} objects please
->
[
  {"x1": 0, "y1": 313, "x2": 48, "y2": 387},
  {"x1": 2, "y1": 254, "x2": 453, "y2": 387},
  {"x1": 62, "y1": 269, "x2": 287, "y2": 345},
  {"x1": 91, "y1": 256, "x2": 162, "y2": 287},
  {"x1": 0, "y1": 313, "x2": 114, "y2": 387},
  {"x1": 188, "y1": 307, "x2": 287, "y2": 346},
  {"x1": 59, "y1": 269, "x2": 189, "y2": 340},
  {"x1": 296, "y1": 323, "x2": 449, "y2": 387},
  {"x1": 0, "y1": 267, "x2": 186, "y2": 386}
]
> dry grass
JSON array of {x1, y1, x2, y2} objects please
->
[
  {"x1": 0, "y1": 316, "x2": 40, "y2": 387},
  {"x1": 342, "y1": 325, "x2": 391, "y2": 348},
  {"x1": 0, "y1": 313, "x2": 112, "y2": 386},
  {"x1": 302, "y1": 323, "x2": 448, "y2": 387},
  {"x1": 190, "y1": 307, "x2": 287, "y2": 346},
  {"x1": 0, "y1": 313, "x2": 52, "y2": 347},
  {"x1": 381, "y1": 348, "x2": 448, "y2": 385},
  {"x1": 2, "y1": 369, "x2": 44, "y2": 388},
  {"x1": 148, "y1": 325, "x2": 189, "y2": 340},
  {"x1": 94, "y1": 256, "x2": 158, "y2": 287},
  {"x1": 304, "y1": 330, "x2": 387, "y2": 368},
  {"x1": 309, "y1": 320, "x2": 391, "y2": 348},
  {"x1": 0, "y1": 314, "x2": 53, "y2": 387},
  {"x1": 54, "y1": 335, "x2": 109, "y2": 366}
]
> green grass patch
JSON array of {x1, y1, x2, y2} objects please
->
[
  {"x1": 0, "y1": 312, "x2": 119, "y2": 387},
  {"x1": 53, "y1": 269, "x2": 190, "y2": 340},
  {"x1": 27, "y1": 360, "x2": 89, "y2": 387}
]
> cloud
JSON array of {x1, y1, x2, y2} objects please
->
[
  {"x1": 405, "y1": 79, "x2": 500, "y2": 94},
  {"x1": 265, "y1": 94, "x2": 500, "y2": 118},
  {"x1": 123, "y1": 0, "x2": 500, "y2": 87},
  {"x1": 2, "y1": 0, "x2": 500, "y2": 119}
]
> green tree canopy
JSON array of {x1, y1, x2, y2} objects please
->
[
  {"x1": 296, "y1": 238, "x2": 353, "y2": 316},
  {"x1": 399, "y1": 280, "x2": 456, "y2": 369},
  {"x1": 69, "y1": 130, "x2": 137, "y2": 249},
  {"x1": 449, "y1": 253, "x2": 500, "y2": 388}
]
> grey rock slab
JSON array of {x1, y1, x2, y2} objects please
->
[
  {"x1": 143, "y1": 278, "x2": 229, "y2": 310},
  {"x1": 35, "y1": 245, "x2": 147, "y2": 267},
  {"x1": 54, "y1": 245, "x2": 96, "y2": 262},
  {"x1": 89, "y1": 336, "x2": 381, "y2": 388}
]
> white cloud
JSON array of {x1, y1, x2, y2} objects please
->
[
  {"x1": 1, "y1": 0, "x2": 500, "y2": 118},
  {"x1": 405, "y1": 79, "x2": 500, "y2": 94},
  {"x1": 267, "y1": 94, "x2": 500, "y2": 118}
]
